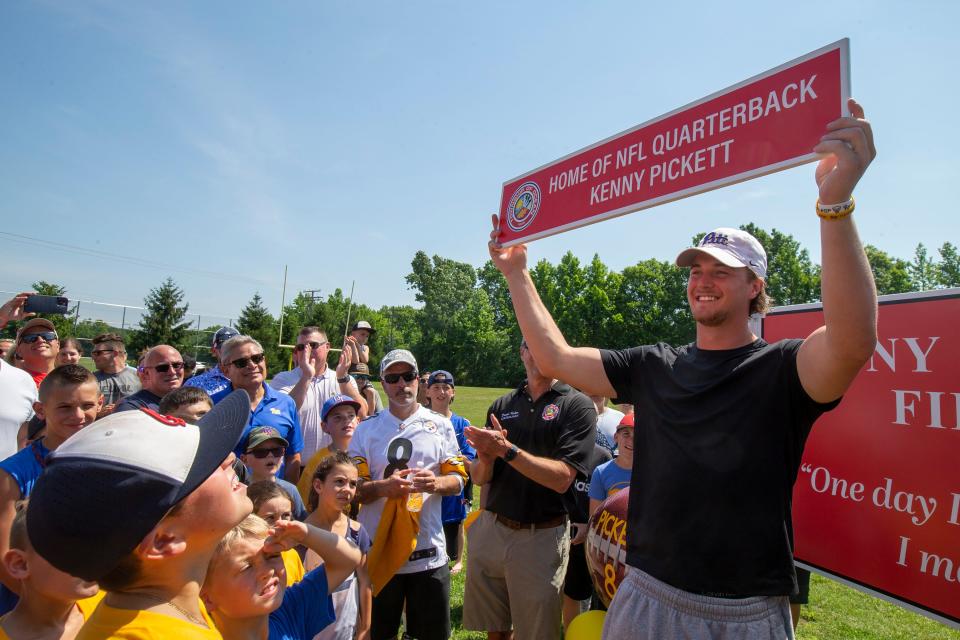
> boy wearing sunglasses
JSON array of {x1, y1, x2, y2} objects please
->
[
  {"x1": 114, "y1": 345, "x2": 185, "y2": 413},
  {"x1": 241, "y1": 426, "x2": 308, "y2": 521}
]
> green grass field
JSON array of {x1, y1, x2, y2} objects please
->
[{"x1": 409, "y1": 384, "x2": 959, "y2": 640}]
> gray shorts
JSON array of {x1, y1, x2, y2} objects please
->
[{"x1": 603, "y1": 567, "x2": 795, "y2": 640}]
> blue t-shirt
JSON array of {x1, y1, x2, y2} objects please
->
[
  {"x1": 184, "y1": 365, "x2": 232, "y2": 397},
  {"x1": 215, "y1": 384, "x2": 305, "y2": 460},
  {"x1": 269, "y1": 564, "x2": 336, "y2": 639},
  {"x1": 0, "y1": 440, "x2": 49, "y2": 499},
  {"x1": 441, "y1": 413, "x2": 476, "y2": 524},
  {"x1": 588, "y1": 458, "x2": 632, "y2": 501},
  {"x1": 114, "y1": 389, "x2": 162, "y2": 413}
]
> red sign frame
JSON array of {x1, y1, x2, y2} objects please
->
[
  {"x1": 762, "y1": 289, "x2": 960, "y2": 630},
  {"x1": 497, "y1": 39, "x2": 850, "y2": 247}
]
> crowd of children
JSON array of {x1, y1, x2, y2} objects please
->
[{"x1": 0, "y1": 305, "x2": 635, "y2": 639}]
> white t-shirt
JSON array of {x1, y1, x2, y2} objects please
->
[
  {"x1": 596, "y1": 407, "x2": 626, "y2": 443},
  {"x1": 349, "y1": 405, "x2": 463, "y2": 574},
  {"x1": 0, "y1": 362, "x2": 37, "y2": 459},
  {"x1": 270, "y1": 367, "x2": 359, "y2": 461}
]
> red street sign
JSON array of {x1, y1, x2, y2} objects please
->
[
  {"x1": 497, "y1": 39, "x2": 850, "y2": 246},
  {"x1": 763, "y1": 290, "x2": 960, "y2": 630}
]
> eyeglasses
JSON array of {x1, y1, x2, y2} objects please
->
[
  {"x1": 229, "y1": 353, "x2": 265, "y2": 368},
  {"x1": 294, "y1": 341, "x2": 328, "y2": 352},
  {"x1": 248, "y1": 446, "x2": 285, "y2": 459},
  {"x1": 146, "y1": 362, "x2": 185, "y2": 373},
  {"x1": 383, "y1": 370, "x2": 418, "y2": 384},
  {"x1": 91, "y1": 349, "x2": 117, "y2": 356},
  {"x1": 354, "y1": 375, "x2": 370, "y2": 382},
  {"x1": 21, "y1": 332, "x2": 58, "y2": 344}
]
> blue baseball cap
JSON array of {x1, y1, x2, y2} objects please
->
[
  {"x1": 321, "y1": 394, "x2": 361, "y2": 421},
  {"x1": 212, "y1": 326, "x2": 240, "y2": 348},
  {"x1": 427, "y1": 370, "x2": 455, "y2": 387}
]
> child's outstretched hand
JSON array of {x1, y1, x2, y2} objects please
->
[{"x1": 263, "y1": 520, "x2": 308, "y2": 553}]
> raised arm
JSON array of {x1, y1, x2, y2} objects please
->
[
  {"x1": 797, "y1": 98, "x2": 878, "y2": 403},
  {"x1": 265, "y1": 520, "x2": 361, "y2": 594},
  {"x1": 488, "y1": 218, "x2": 616, "y2": 397}
]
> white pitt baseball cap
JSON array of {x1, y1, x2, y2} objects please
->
[{"x1": 675, "y1": 227, "x2": 767, "y2": 279}]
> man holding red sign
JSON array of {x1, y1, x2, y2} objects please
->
[{"x1": 488, "y1": 99, "x2": 877, "y2": 638}]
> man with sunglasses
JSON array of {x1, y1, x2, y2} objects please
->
[
  {"x1": 114, "y1": 345, "x2": 185, "y2": 413},
  {"x1": 270, "y1": 326, "x2": 367, "y2": 464},
  {"x1": 90, "y1": 332, "x2": 140, "y2": 416},
  {"x1": 217, "y1": 335, "x2": 304, "y2": 483},
  {"x1": 13, "y1": 319, "x2": 59, "y2": 388},
  {"x1": 349, "y1": 349, "x2": 467, "y2": 640}
]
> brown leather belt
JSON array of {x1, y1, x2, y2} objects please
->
[{"x1": 495, "y1": 514, "x2": 568, "y2": 531}]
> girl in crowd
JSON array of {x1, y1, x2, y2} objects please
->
[
  {"x1": 305, "y1": 452, "x2": 371, "y2": 640},
  {"x1": 55, "y1": 338, "x2": 83, "y2": 367},
  {"x1": 248, "y1": 481, "x2": 306, "y2": 586}
]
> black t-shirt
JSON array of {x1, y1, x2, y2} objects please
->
[
  {"x1": 485, "y1": 381, "x2": 597, "y2": 523},
  {"x1": 601, "y1": 339, "x2": 839, "y2": 596},
  {"x1": 563, "y1": 444, "x2": 613, "y2": 523}
]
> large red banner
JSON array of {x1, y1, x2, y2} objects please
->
[
  {"x1": 496, "y1": 39, "x2": 850, "y2": 246},
  {"x1": 763, "y1": 290, "x2": 960, "y2": 628}
]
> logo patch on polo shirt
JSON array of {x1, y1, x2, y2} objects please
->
[
  {"x1": 270, "y1": 408, "x2": 282, "y2": 415},
  {"x1": 542, "y1": 404, "x2": 560, "y2": 421}
]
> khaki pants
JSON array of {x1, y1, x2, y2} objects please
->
[{"x1": 463, "y1": 510, "x2": 569, "y2": 639}]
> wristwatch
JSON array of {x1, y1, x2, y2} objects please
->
[
  {"x1": 337, "y1": 375, "x2": 351, "y2": 384},
  {"x1": 503, "y1": 444, "x2": 520, "y2": 462}
]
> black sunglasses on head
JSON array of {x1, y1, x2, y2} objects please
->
[
  {"x1": 21, "y1": 332, "x2": 58, "y2": 344},
  {"x1": 229, "y1": 353, "x2": 265, "y2": 368},
  {"x1": 146, "y1": 361, "x2": 185, "y2": 373},
  {"x1": 383, "y1": 370, "x2": 418, "y2": 384},
  {"x1": 248, "y1": 446, "x2": 285, "y2": 459},
  {"x1": 294, "y1": 341, "x2": 328, "y2": 352}
]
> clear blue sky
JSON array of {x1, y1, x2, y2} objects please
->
[{"x1": 1, "y1": 1, "x2": 956, "y2": 329}]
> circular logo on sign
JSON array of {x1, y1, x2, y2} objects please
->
[
  {"x1": 542, "y1": 404, "x2": 560, "y2": 421},
  {"x1": 506, "y1": 181, "x2": 541, "y2": 232}
]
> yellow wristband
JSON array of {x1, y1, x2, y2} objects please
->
[{"x1": 816, "y1": 197, "x2": 855, "y2": 220}]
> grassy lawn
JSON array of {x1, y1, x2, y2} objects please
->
[{"x1": 399, "y1": 384, "x2": 959, "y2": 639}]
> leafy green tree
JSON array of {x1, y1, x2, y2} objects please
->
[
  {"x1": 737, "y1": 225, "x2": 820, "y2": 306},
  {"x1": 238, "y1": 292, "x2": 285, "y2": 375},
  {"x1": 129, "y1": 278, "x2": 192, "y2": 356},
  {"x1": 908, "y1": 243, "x2": 937, "y2": 292},
  {"x1": 864, "y1": 245, "x2": 913, "y2": 295},
  {"x1": 613, "y1": 258, "x2": 693, "y2": 348},
  {"x1": 935, "y1": 242, "x2": 960, "y2": 288}
]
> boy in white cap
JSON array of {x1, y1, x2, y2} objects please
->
[{"x1": 26, "y1": 390, "x2": 253, "y2": 638}]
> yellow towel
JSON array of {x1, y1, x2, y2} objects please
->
[{"x1": 367, "y1": 497, "x2": 420, "y2": 595}]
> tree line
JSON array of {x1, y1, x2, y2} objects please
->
[{"x1": 6, "y1": 225, "x2": 958, "y2": 388}]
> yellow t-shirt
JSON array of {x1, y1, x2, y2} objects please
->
[
  {"x1": 76, "y1": 598, "x2": 221, "y2": 640},
  {"x1": 296, "y1": 446, "x2": 333, "y2": 506},
  {"x1": 0, "y1": 591, "x2": 106, "y2": 640},
  {"x1": 282, "y1": 548, "x2": 305, "y2": 585}
]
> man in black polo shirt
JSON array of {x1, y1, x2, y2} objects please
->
[
  {"x1": 485, "y1": 101, "x2": 878, "y2": 638},
  {"x1": 463, "y1": 340, "x2": 595, "y2": 640}
]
